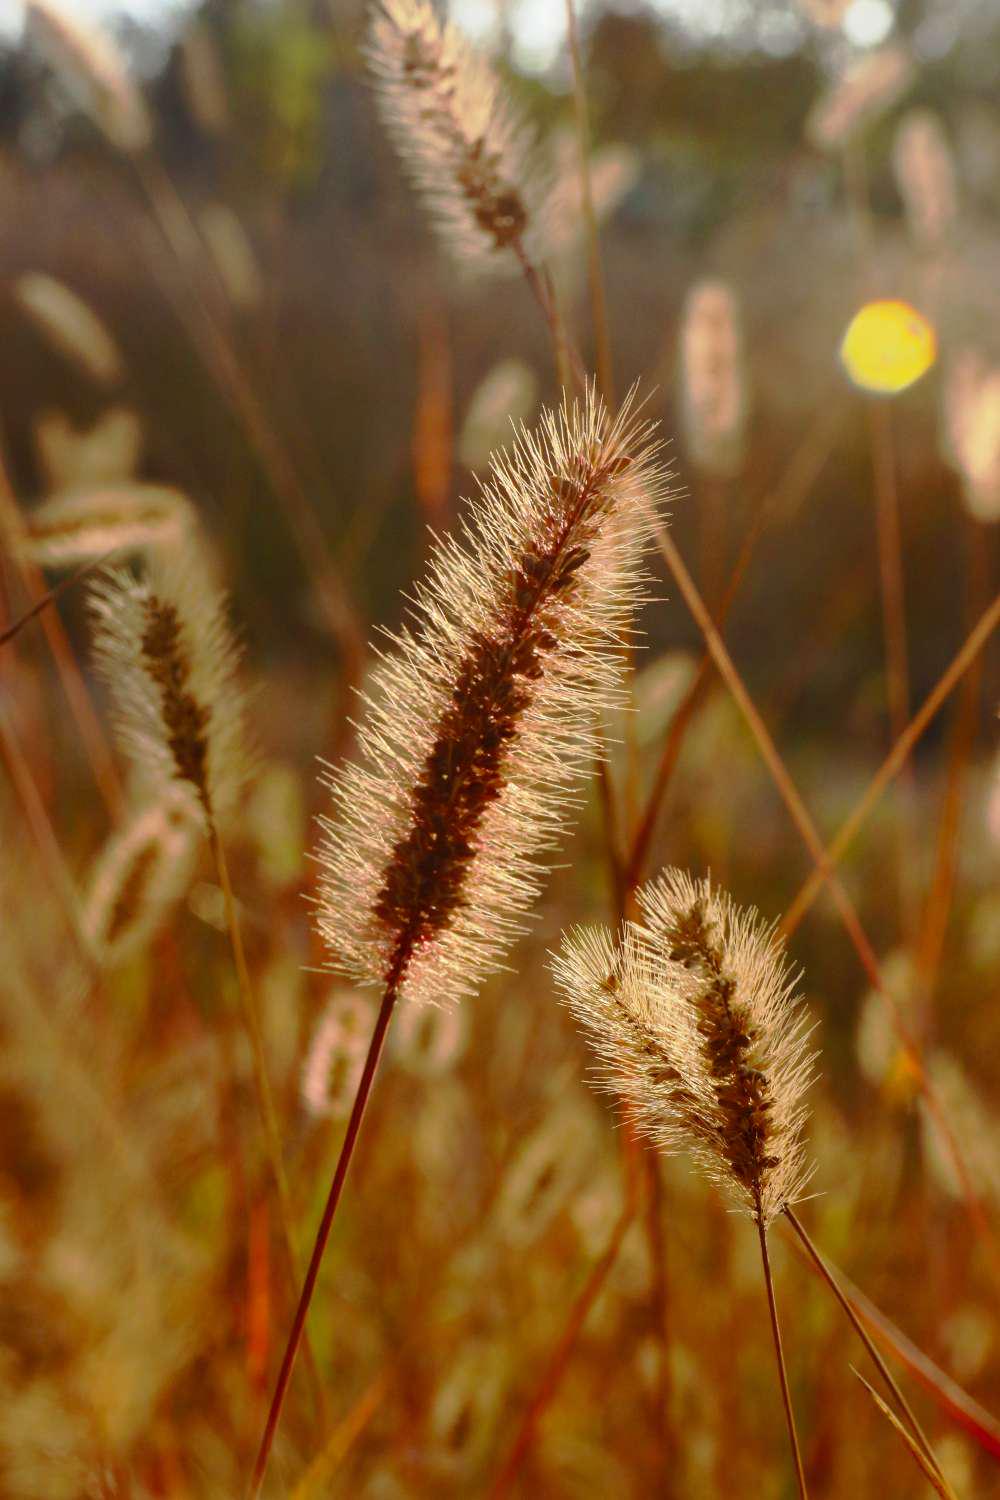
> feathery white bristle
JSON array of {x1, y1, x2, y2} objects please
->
[
  {"x1": 368, "y1": 0, "x2": 548, "y2": 276},
  {"x1": 88, "y1": 541, "x2": 250, "y2": 824},
  {"x1": 316, "y1": 386, "x2": 673, "y2": 1010},
  {"x1": 555, "y1": 870, "x2": 816, "y2": 1224}
]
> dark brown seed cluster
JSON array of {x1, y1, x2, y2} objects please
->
[
  {"x1": 141, "y1": 599, "x2": 210, "y2": 807},
  {"x1": 665, "y1": 899, "x2": 779, "y2": 1208},
  {"x1": 373, "y1": 456, "x2": 626, "y2": 974},
  {"x1": 401, "y1": 31, "x2": 528, "y2": 250}
]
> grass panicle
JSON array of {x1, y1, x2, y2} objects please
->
[
  {"x1": 367, "y1": 0, "x2": 548, "y2": 276},
  {"x1": 21, "y1": 484, "x2": 194, "y2": 569},
  {"x1": 26, "y1": 0, "x2": 152, "y2": 153},
  {"x1": 88, "y1": 541, "x2": 249, "y2": 826},
  {"x1": 680, "y1": 278, "x2": 747, "y2": 480},
  {"x1": 316, "y1": 385, "x2": 672, "y2": 1011},
  {"x1": 83, "y1": 792, "x2": 200, "y2": 965},
  {"x1": 13, "y1": 271, "x2": 124, "y2": 387},
  {"x1": 555, "y1": 869, "x2": 816, "y2": 1225}
]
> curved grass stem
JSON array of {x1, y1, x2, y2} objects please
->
[{"x1": 783, "y1": 1207, "x2": 945, "y2": 1487}]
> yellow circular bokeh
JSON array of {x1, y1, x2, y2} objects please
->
[{"x1": 840, "y1": 299, "x2": 937, "y2": 395}]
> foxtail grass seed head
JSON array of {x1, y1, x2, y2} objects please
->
[
  {"x1": 19, "y1": 484, "x2": 194, "y2": 568},
  {"x1": 496, "y1": 1106, "x2": 589, "y2": 1246},
  {"x1": 83, "y1": 793, "x2": 200, "y2": 965},
  {"x1": 941, "y1": 349, "x2": 1000, "y2": 522},
  {"x1": 178, "y1": 21, "x2": 229, "y2": 138},
  {"x1": 392, "y1": 997, "x2": 468, "y2": 1078},
  {"x1": 554, "y1": 870, "x2": 816, "y2": 1225},
  {"x1": 892, "y1": 110, "x2": 958, "y2": 249},
  {"x1": 301, "y1": 991, "x2": 377, "y2": 1120},
  {"x1": 14, "y1": 273, "x2": 124, "y2": 386},
  {"x1": 679, "y1": 279, "x2": 747, "y2": 478},
  {"x1": 26, "y1": 0, "x2": 152, "y2": 153},
  {"x1": 545, "y1": 132, "x2": 641, "y2": 261},
  {"x1": 458, "y1": 358, "x2": 539, "y2": 470},
  {"x1": 33, "y1": 407, "x2": 143, "y2": 494},
  {"x1": 367, "y1": 0, "x2": 547, "y2": 276},
  {"x1": 426, "y1": 1343, "x2": 509, "y2": 1477},
  {"x1": 88, "y1": 542, "x2": 249, "y2": 825},
  {"x1": 794, "y1": 0, "x2": 850, "y2": 26},
  {"x1": 316, "y1": 386, "x2": 671, "y2": 1009},
  {"x1": 806, "y1": 44, "x2": 915, "y2": 152},
  {"x1": 198, "y1": 205, "x2": 262, "y2": 310}
]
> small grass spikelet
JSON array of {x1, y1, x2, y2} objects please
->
[
  {"x1": 26, "y1": 0, "x2": 152, "y2": 153},
  {"x1": 301, "y1": 992, "x2": 377, "y2": 1120},
  {"x1": 806, "y1": 44, "x2": 915, "y2": 152},
  {"x1": 88, "y1": 542, "x2": 249, "y2": 824},
  {"x1": 892, "y1": 109, "x2": 958, "y2": 249},
  {"x1": 14, "y1": 273, "x2": 124, "y2": 386},
  {"x1": 20, "y1": 484, "x2": 194, "y2": 568},
  {"x1": 941, "y1": 348, "x2": 1000, "y2": 521},
  {"x1": 316, "y1": 386, "x2": 671, "y2": 1010},
  {"x1": 555, "y1": 870, "x2": 816, "y2": 1225},
  {"x1": 679, "y1": 278, "x2": 747, "y2": 478},
  {"x1": 83, "y1": 792, "x2": 200, "y2": 964},
  {"x1": 367, "y1": 0, "x2": 546, "y2": 275}
]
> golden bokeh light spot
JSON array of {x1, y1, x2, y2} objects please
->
[{"x1": 840, "y1": 299, "x2": 937, "y2": 394}]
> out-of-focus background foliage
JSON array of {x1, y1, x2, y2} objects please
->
[{"x1": 1, "y1": 0, "x2": 1000, "y2": 1495}]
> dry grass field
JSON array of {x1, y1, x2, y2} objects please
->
[{"x1": 1, "y1": 1, "x2": 999, "y2": 1495}]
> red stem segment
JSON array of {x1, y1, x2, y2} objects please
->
[
  {"x1": 248, "y1": 983, "x2": 400, "y2": 1497},
  {"x1": 756, "y1": 1212, "x2": 809, "y2": 1500}
]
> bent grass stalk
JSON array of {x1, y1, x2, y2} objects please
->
[
  {"x1": 779, "y1": 586, "x2": 1000, "y2": 938},
  {"x1": 0, "y1": 450, "x2": 125, "y2": 821},
  {"x1": 0, "y1": 551, "x2": 117, "y2": 649},
  {"x1": 853, "y1": 1372, "x2": 956, "y2": 1499},
  {"x1": 625, "y1": 398, "x2": 845, "y2": 892},
  {"x1": 784, "y1": 1206, "x2": 947, "y2": 1488}
]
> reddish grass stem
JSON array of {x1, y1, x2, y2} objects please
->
[
  {"x1": 564, "y1": 0, "x2": 614, "y2": 406},
  {"x1": 513, "y1": 240, "x2": 587, "y2": 394},
  {"x1": 779, "y1": 587, "x2": 1000, "y2": 939},
  {"x1": 0, "y1": 453, "x2": 125, "y2": 822},
  {"x1": 867, "y1": 397, "x2": 920, "y2": 937},
  {"x1": 249, "y1": 982, "x2": 400, "y2": 1498},
  {"x1": 783, "y1": 1207, "x2": 944, "y2": 1485},
  {"x1": 755, "y1": 1210, "x2": 809, "y2": 1500}
]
